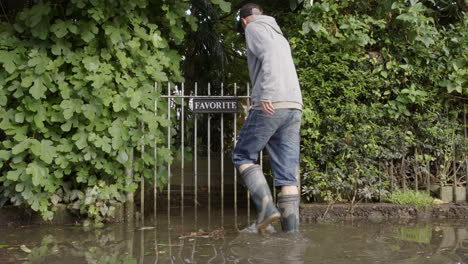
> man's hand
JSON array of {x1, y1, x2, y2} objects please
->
[{"x1": 261, "y1": 101, "x2": 275, "y2": 115}]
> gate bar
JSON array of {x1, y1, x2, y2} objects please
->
[
  {"x1": 141, "y1": 122, "x2": 145, "y2": 223},
  {"x1": 465, "y1": 105, "x2": 468, "y2": 202},
  {"x1": 167, "y1": 83, "x2": 171, "y2": 213},
  {"x1": 194, "y1": 83, "x2": 198, "y2": 218},
  {"x1": 181, "y1": 83, "x2": 185, "y2": 218},
  {"x1": 154, "y1": 83, "x2": 158, "y2": 217},
  {"x1": 221, "y1": 82, "x2": 224, "y2": 225},
  {"x1": 234, "y1": 83, "x2": 238, "y2": 228},
  {"x1": 246, "y1": 83, "x2": 250, "y2": 222},
  {"x1": 208, "y1": 82, "x2": 211, "y2": 228}
]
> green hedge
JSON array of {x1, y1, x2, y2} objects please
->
[
  {"x1": 0, "y1": 0, "x2": 196, "y2": 222},
  {"x1": 289, "y1": 0, "x2": 467, "y2": 202}
]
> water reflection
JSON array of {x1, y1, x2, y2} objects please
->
[{"x1": 0, "y1": 208, "x2": 466, "y2": 264}]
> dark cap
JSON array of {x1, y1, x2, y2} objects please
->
[{"x1": 237, "y1": 3, "x2": 263, "y2": 33}]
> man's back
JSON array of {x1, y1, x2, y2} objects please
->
[{"x1": 245, "y1": 15, "x2": 302, "y2": 110}]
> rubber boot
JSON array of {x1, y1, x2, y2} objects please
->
[
  {"x1": 277, "y1": 194, "x2": 300, "y2": 232},
  {"x1": 240, "y1": 164, "x2": 280, "y2": 232}
]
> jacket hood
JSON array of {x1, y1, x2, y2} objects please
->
[{"x1": 252, "y1": 15, "x2": 283, "y2": 35}]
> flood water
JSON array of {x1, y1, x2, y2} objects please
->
[{"x1": 0, "y1": 207, "x2": 467, "y2": 264}]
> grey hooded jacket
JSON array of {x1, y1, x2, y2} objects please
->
[{"x1": 245, "y1": 15, "x2": 302, "y2": 110}]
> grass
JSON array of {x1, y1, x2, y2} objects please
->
[{"x1": 385, "y1": 190, "x2": 434, "y2": 210}]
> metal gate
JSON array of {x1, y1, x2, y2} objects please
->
[{"x1": 140, "y1": 82, "x2": 276, "y2": 228}]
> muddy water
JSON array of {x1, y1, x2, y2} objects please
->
[{"x1": 0, "y1": 207, "x2": 467, "y2": 264}]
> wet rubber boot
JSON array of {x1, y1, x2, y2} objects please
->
[
  {"x1": 277, "y1": 194, "x2": 300, "y2": 232},
  {"x1": 241, "y1": 165, "x2": 280, "y2": 232}
]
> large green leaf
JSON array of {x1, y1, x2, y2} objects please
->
[
  {"x1": 50, "y1": 19, "x2": 69, "y2": 38},
  {"x1": 31, "y1": 140, "x2": 57, "y2": 164},
  {"x1": 30, "y1": 78, "x2": 47, "y2": 99},
  {"x1": 108, "y1": 120, "x2": 124, "y2": 150},
  {"x1": 26, "y1": 161, "x2": 50, "y2": 187},
  {"x1": 0, "y1": 150, "x2": 11, "y2": 161},
  {"x1": 112, "y1": 94, "x2": 127, "y2": 112},
  {"x1": 12, "y1": 139, "x2": 32, "y2": 155},
  {"x1": 0, "y1": 51, "x2": 19, "y2": 74},
  {"x1": 211, "y1": 0, "x2": 231, "y2": 12},
  {"x1": 6, "y1": 168, "x2": 24, "y2": 181},
  {"x1": 28, "y1": 54, "x2": 49, "y2": 75},
  {"x1": 81, "y1": 104, "x2": 97, "y2": 121}
]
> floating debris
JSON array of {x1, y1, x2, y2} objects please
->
[
  {"x1": 432, "y1": 199, "x2": 447, "y2": 205},
  {"x1": 178, "y1": 228, "x2": 226, "y2": 240},
  {"x1": 137, "y1": 226, "x2": 156, "y2": 231},
  {"x1": 20, "y1": 245, "x2": 31, "y2": 253}
]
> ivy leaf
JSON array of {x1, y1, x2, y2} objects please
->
[
  {"x1": 31, "y1": 140, "x2": 57, "y2": 164},
  {"x1": 310, "y1": 22, "x2": 322, "y2": 33},
  {"x1": 21, "y1": 75, "x2": 35, "y2": 88},
  {"x1": 171, "y1": 27, "x2": 185, "y2": 41},
  {"x1": 60, "y1": 121, "x2": 73, "y2": 132},
  {"x1": 129, "y1": 89, "x2": 141, "y2": 108},
  {"x1": 0, "y1": 92, "x2": 7, "y2": 106},
  {"x1": 74, "y1": 0, "x2": 86, "y2": 9},
  {"x1": 81, "y1": 29, "x2": 95, "y2": 42},
  {"x1": 82, "y1": 56, "x2": 100, "y2": 72},
  {"x1": 158, "y1": 147, "x2": 173, "y2": 164},
  {"x1": 0, "y1": 150, "x2": 11, "y2": 161},
  {"x1": 104, "y1": 25, "x2": 122, "y2": 44},
  {"x1": 94, "y1": 136, "x2": 112, "y2": 153},
  {"x1": 30, "y1": 78, "x2": 47, "y2": 99},
  {"x1": 60, "y1": 99, "x2": 79, "y2": 120},
  {"x1": 302, "y1": 21, "x2": 321, "y2": 34},
  {"x1": 28, "y1": 55, "x2": 48, "y2": 74},
  {"x1": 72, "y1": 131, "x2": 88, "y2": 150},
  {"x1": 86, "y1": 73, "x2": 106, "y2": 89},
  {"x1": 112, "y1": 94, "x2": 127, "y2": 112},
  {"x1": 55, "y1": 155, "x2": 69, "y2": 169},
  {"x1": 12, "y1": 139, "x2": 32, "y2": 155},
  {"x1": 15, "y1": 183, "x2": 25, "y2": 192},
  {"x1": 6, "y1": 168, "x2": 24, "y2": 181},
  {"x1": 63, "y1": 109, "x2": 74, "y2": 120},
  {"x1": 51, "y1": 40, "x2": 71, "y2": 56},
  {"x1": 68, "y1": 24, "x2": 78, "y2": 34},
  {"x1": 211, "y1": 0, "x2": 231, "y2": 12},
  {"x1": 24, "y1": 2, "x2": 51, "y2": 28},
  {"x1": 14, "y1": 112, "x2": 25, "y2": 123},
  {"x1": 396, "y1": 13, "x2": 416, "y2": 23},
  {"x1": 56, "y1": 141, "x2": 73, "y2": 152},
  {"x1": 80, "y1": 22, "x2": 98, "y2": 42},
  {"x1": 116, "y1": 150, "x2": 128, "y2": 164},
  {"x1": 109, "y1": 120, "x2": 124, "y2": 150},
  {"x1": 26, "y1": 161, "x2": 49, "y2": 187},
  {"x1": 12, "y1": 126, "x2": 28, "y2": 142},
  {"x1": 33, "y1": 107, "x2": 46, "y2": 129},
  {"x1": 50, "y1": 20, "x2": 69, "y2": 38},
  {"x1": 290, "y1": 0, "x2": 298, "y2": 11},
  {"x1": 81, "y1": 104, "x2": 97, "y2": 121},
  {"x1": 151, "y1": 33, "x2": 167, "y2": 49},
  {"x1": 32, "y1": 21, "x2": 50, "y2": 40},
  {"x1": 0, "y1": 51, "x2": 19, "y2": 74}
]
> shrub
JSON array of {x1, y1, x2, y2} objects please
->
[
  {"x1": 386, "y1": 190, "x2": 434, "y2": 209},
  {"x1": 287, "y1": 0, "x2": 467, "y2": 202},
  {"x1": 0, "y1": 0, "x2": 192, "y2": 221}
]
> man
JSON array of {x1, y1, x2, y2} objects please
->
[{"x1": 232, "y1": 3, "x2": 303, "y2": 233}]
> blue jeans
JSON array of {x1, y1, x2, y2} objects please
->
[{"x1": 232, "y1": 109, "x2": 302, "y2": 187}]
